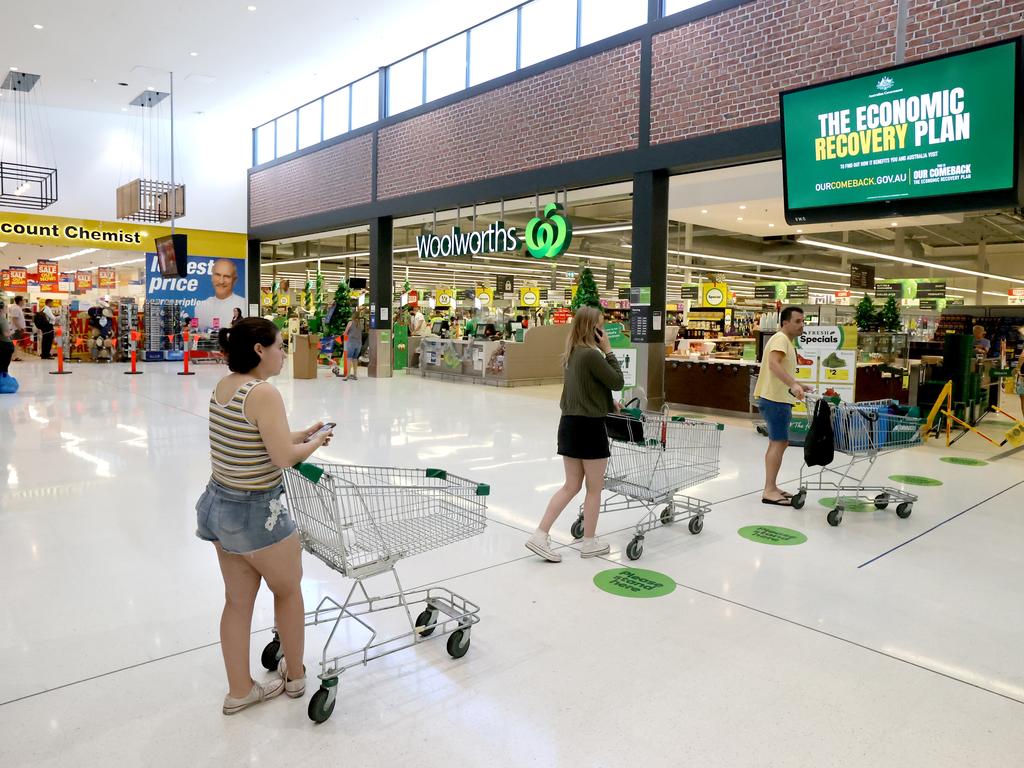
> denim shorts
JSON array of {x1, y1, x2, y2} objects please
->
[
  {"x1": 757, "y1": 398, "x2": 793, "y2": 442},
  {"x1": 195, "y1": 479, "x2": 295, "y2": 554}
]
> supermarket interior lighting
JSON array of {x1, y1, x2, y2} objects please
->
[
  {"x1": 54, "y1": 248, "x2": 100, "y2": 262},
  {"x1": 798, "y1": 237, "x2": 1024, "y2": 285}
]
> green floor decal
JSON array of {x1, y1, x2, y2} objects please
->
[
  {"x1": 940, "y1": 457, "x2": 989, "y2": 467},
  {"x1": 888, "y1": 474, "x2": 943, "y2": 486},
  {"x1": 737, "y1": 525, "x2": 807, "y2": 546},
  {"x1": 593, "y1": 568, "x2": 677, "y2": 598},
  {"x1": 818, "y1": 496, "x2": 873, "y2": 513}
]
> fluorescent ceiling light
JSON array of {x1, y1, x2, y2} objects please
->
[
  {"x1": 0, "y1": 242, "x2": 8, "y2": 247},
  {"x1": 573, "y1": 224, "x2": 632, "y2": 235},
  {"x1": 798, "y1": 237, "x2": 1024, "y2": 286},
  {"x1": 54, "y1": 248, "x2": 100, "y2": 262},
  {"x1": 260, "y1": 251, "x2": 369, "y2": 268},
  {"x1": 626, "y1": 245, "x2": 850, "y2": 278},
  {"x1": 81, "y1": 258, "x2": 144, "y2": 270}
]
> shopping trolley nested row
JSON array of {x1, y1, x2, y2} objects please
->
[
  {"x1": 792, "y1": 394, "x2": 924, "y2": 526},
  {"x1": 570, "y1": 407, "x2": 724, "y2": 561},
  {"x1": 262, "y1": 462, "x2": 489, "y2": 724}
]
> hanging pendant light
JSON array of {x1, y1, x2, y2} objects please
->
[{"x1": 0, "y1": 71, "x2": 59, "y2": 209}]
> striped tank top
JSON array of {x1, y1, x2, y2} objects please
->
[{"x1": 209, "y1": 379, "x2": 282, "y2": 491}]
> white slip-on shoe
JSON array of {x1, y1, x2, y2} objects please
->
[
  {"x1": 277, "y1": 658, "x2": 307, "y2": 698},
  {"x1": 525, "y1": 531, "x2": 562, "y2": 563},
  {"x1": 222, "y1": 677, "x2": 285, "y2": 715},
  {"x1": 580, "y1": 537, "x2": 610, "y2": 558}
]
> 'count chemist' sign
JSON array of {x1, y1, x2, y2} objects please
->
[{"x1": 781, "y1": 39, "x2": 1020, "y2": 223}]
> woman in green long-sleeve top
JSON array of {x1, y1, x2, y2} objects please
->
[{"x1": 526, "y1": 305, "x2": 624, "y2": 563}]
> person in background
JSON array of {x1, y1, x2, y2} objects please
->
[
  {"x1": 342, "y1": 310, "x2": 364, "y2": 381},
  {"x1": 526, "y1": 306, "x2": 623, "y2": 562},
  {"x1": 0, "y1": 300, "x2": 13, "y2": 375},
  {"x1": 1014, "y1": 335, "x2": 1024, "y2": 419},
  {"x1": 231, "y1": 307, "x2": 243, "y2": 327},
  {"x1": 38, "y1": 299, "x2": 57, "y2": 360},
  {"x1": 9, "y1": 296, "x2": 26, "y2": 361},
  {"x1": 753, "y1": 306, "x2": 809, "y2": 506},
  {"x1": 196, "y1": 318, "x2": 332, "y2": 715},
  {"x1": 410, "y1": 306, "x2": 427, "y2": 337},
  {"x1": 973, "y1": 325, "x2": 991, "y2": 356}
]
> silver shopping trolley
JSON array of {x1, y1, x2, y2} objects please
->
[
  {"x1": 570, "y1": 406, "x2": 724, "y2": 560},
  {"x1": 791, "y1": 395, "x2": 923, "y2": 526},
  {"x1": 261, "y1": 463, "x2": 489, "y2": 723}
]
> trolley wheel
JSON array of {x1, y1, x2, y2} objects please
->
[
  {"x1": 896, "y1": 502, "x2": 913, "y2": 519},
  {"x1": 570, "y1": 516, "x2": 585, "y2": 540},
  {"x1": 626, "y1": 537, "x2": 644, "y2": 561},
  {"x1": 827, "y1": 507, "x2": 843, "y2": 527},
  {"x1": 790, "y1": 491, "x2": 806, "y2": 510},
  {"x1": 446, "y1": 629, "x2": 471, "y2": 659},
  {"x1": 874, "y1": 493, "x2": 890, "y2": 510},
  {"x1": 308, "y1": 686, "x2": 336, "y2": 724},
  {"x1": 415, "y1": 609, "x2": 438, "y2": 638},
  {"x1": 660, "y1": 505, "x2": 675, "y2": 525},
  {"x1": 260, "y1": 638, "x2": 281, "y2": 671},
  {"x1": 688, "y1": 516, "x2": 704, "y2": 535}
]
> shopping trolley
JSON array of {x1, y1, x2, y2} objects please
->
[
  {"x1": 791, "y1": 395, "x2": 923, "y2": 526},
  {"x1": 260, "y1": 463, "x2": 489, "y2": 723},
  {"x1": 569, "y1": 408, "x2": 724, "y2": 561}
]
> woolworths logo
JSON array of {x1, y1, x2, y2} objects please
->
[
  {"x1": 416, "y1": 222, "x2": 519, "y2": 260},
  {"x1": 525, "y1": 203, "x2": 572, "y2": 259}
]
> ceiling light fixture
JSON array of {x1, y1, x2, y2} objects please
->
[
  {"x1": 739, "y1": 205, "x2": 747, "y2": 210},
  {"x1": 573, "y1": 224, "x2": 632, "y2": 235},
  {"x1": 189, "y1": 52, "x2": 199, "y2": 57},
  {"x1": 797, "y1": 237, "x2": 1024, "y2": 285},
  {"x1": 0, "y1": 242, "x2": 8, "y2": 248},
  {"x1": 54, "y1": 248, "x2": 100, "y2": 262},
  {"x1": 700, "y1": 209, "x2": 708, "y2": 214},
  {"x1": 247, "y1": 5, "x2": 257, "y2": 10},
  {"x1": 9, "y1": 67, "x2": 18, "y2": 72},
  {"x1": 33, "y1": 24, "x2": 44, "y2": 30}
]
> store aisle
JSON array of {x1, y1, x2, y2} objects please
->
[{"x1": 0, "y1": 362, "x2": 1021, "y2": 766}]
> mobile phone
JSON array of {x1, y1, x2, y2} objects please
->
[
  {"x1": 594, "y1": 329, "x2": 604, "y2": 344},
  {"x1": 304, "y1": 422, "x2": 336, "y2": 442}
]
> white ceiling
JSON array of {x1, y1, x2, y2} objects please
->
[{"x1": 0, "y1": 0, "x2": 514, "y2": 127}]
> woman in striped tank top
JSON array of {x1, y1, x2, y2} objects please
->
[{"x1": 195, "y1": 318, "x2": 333, "y2": 715}]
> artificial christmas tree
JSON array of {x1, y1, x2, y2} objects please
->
[
  {"x1": 854, "y1": 295, "x2": 879, "y2": 331},
  {"x1": 879, "y1": 296, "x2": 902, "y2": 332},
  {"x1": 326, "y1": 280, "x2": 353, "y2": 340},
  {"x1": 571, "y1": 267, "x2": 601, "y2": 310}
]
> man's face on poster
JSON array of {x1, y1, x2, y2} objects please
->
[{"x1": 211, "y1": 260, "x2": 238, "y2": 300}]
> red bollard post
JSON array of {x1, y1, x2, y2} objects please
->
[
  {"x1": 48, "y1": 326, "x2": 72, "y2": 375},
  {"x1": 178, "y1": 330, "x2": 195, "y2": 376},
  {"x1": 124, "y1": 330, "x2": 143, "y2": 375}
]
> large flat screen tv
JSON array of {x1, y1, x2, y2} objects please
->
[
  {"x1": 155, "y1": 234, "x2": 188, "y2": 277},
  {"x1": 780, "y1": 38, "x2": 1022, "y2": 224}
]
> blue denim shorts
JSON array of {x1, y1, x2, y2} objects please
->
[
  {"x1": 757, "y1": 398, "x2": 794, "y2": 442},
  {"x1": 195, "y1": 479, "x2": 295, "y2": 554}
]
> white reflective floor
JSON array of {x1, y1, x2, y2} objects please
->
[{"x1": 1, "y1": 359, "x2": 1021, "y2": 766}]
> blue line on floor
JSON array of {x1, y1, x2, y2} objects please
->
[{"x1": 858, "y1": 480, "x2": 1024, "y2": 568}]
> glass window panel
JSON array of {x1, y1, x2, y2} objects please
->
[
  {"x1": 323, "y1": 87, "x2": 350, "y2": 139},
  {"x1": 426, "y1": 32, "x2": 467, "y2": 102},
  {"x1": 387, "y1": 53, "x2": 424, "y2": 116},
  {"x1": 275, "y1": 111, "x2": 297, "y2": 157},
  {"x1": 580, "y1": 0, "x2": 647, "y2": 45},
  {"x1": 663, "y1": 0, "x2": 708, "y2": 16},
  {"x1": 297, "y1": 100, "x2": 322, "y2": 149},
  {"x1": 520, "y1": 0, "x2": 578, "y2": 68},
  {"x1": 255, "y1": 122, "x2": 275, "y2": 164},
  {"x1": 350, "y1": 73, "x2": 380, "y2": 129},
  {"x1": 468, "y1": 11, "x2": 517, "y2": 86}
]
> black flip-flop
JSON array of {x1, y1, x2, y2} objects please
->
[{"x1": 761, "y1": 496, "x2": 793, "y2": 506}]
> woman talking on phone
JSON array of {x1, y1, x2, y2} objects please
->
[
  {"x1": 195, "y1": 318, "x2": 333, "y2": 715},
  {"x1": 526, "y1": 305, "x2": 624, "y2": 562}
]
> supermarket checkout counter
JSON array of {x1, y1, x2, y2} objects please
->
[{"x1": 417, "y1": 324, "x2": 570, "y2": 386}]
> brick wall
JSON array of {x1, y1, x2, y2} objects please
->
[
  {"x1": 248, "y1": 134, "x2": 373, "y2": 228},
  {"x1": 376, "y1": 43, "x2": 641, "y2": 200},
  {"x1": 650, "y1": 0, "x2": 899, "y2": 145},
  {"x1": 905, "y1": 0, "x2": 1024, "y2": 60}
]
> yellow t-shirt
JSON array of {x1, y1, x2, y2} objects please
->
[{"x1": 754, "y1": 331, "x2": 797, "y2": 404}]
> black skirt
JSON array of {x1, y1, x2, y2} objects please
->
[{"x1": 557, "y1": 415, "x2": 611, "y2": 460}]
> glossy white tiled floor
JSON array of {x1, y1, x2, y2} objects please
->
[{"x1": 1, "y1": 358, "x2": 1022, "y2": 766}]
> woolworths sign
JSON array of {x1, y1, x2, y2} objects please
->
[
  {"x1": 781, "y1": 39, "x2": 1021, "y2": 223},
  {"x1": 417, "y1": 222, "x2": 519, "y2": 259}
]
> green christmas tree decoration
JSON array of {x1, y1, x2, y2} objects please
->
[
  {"x1": 854, "y1": 295, "x2": 879, "y2": 331},
  {"x1": 326, "y1": 279, "x2": 353, "y2": 342},
  {"x1": 879, "y1": 296, "x2": 902, "y2": 332},
  {"x1": 571, "y1": 267, "x2": 602, "y2": 310}
]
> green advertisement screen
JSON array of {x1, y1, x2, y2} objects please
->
[{"x1": 781, "y1": 40, "x2": 1021, "y2": 223}]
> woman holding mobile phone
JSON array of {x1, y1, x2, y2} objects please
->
[
  {"x1": 196, "y1": 318, "x2": 333, "y2": 715},
  {"x1": 526, "y1": 305, "x2": 624, "y2": 562}
]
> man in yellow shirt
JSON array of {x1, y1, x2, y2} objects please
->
[{"x1": 754, "y1": 307, "x2": 809, "y2": 505}]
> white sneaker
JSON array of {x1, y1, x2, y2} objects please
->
[
  {"x1": 222, "y1": 678, "x2": 285, "y2": 715},
  {"x1": 277, "y1": 659, "x2": 306, "y2": 698},
  {"x1": 580, "y1": 537, "x2": 610, "y2": 558},
  {"x1": 525, "y1": 531, "x2": 562, "y2": 562}
]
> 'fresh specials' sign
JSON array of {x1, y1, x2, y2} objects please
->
[{"x1": 782, "y1": 40, "x2": 1019, "y2": 220}]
